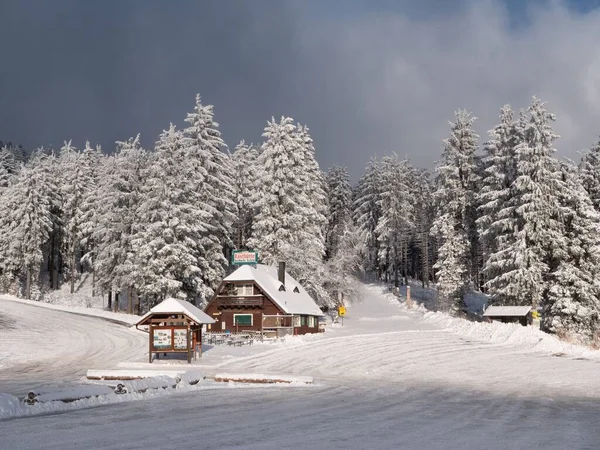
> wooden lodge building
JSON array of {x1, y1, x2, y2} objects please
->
[{"x1": 204, "y1": 263, "x2": 323, "y2": 337}]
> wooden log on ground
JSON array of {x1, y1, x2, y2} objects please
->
[{"x1": 213, "y1": 373, "x2": 313, "y2": 385}]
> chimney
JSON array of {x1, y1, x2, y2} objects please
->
[{"x1": 278, "y1": 262, "x2": 286, "y2": 286}]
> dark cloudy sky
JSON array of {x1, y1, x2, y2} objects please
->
[{"x1": 1, "y1": 0, "x2": 600, "y2": 180}]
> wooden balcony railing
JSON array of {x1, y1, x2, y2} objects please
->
[{"x1": 216, "y1": 296, "x2": 264, "y2": 309}]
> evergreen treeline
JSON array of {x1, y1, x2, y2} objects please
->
[
  {"x1": 0, "y1": 95, "x2": 361, "y2": 314},
  {"x1": 355, "y1": 97, "x2": 600, "y2": 345},
  {"x1": 2, "y1": 94, "x2": 599, "y2": 345}
]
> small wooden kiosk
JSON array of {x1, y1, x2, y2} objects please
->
[
  {"x1": 136, "y1": 298, "x2": 216, "y2": 363},
  {"x1": 483, "y1": 306, "x2": 532, "y2": 326}
]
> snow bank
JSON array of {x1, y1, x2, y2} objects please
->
[
  {"x1": 421, "y1": 309, "x2": 600, "y2": 359},
  {"x1": 213, "y1": 373, "x2": 314, "y2": 385},
  {"x1": 86, "y1": 369, "x2": 190, "y2": 380},
  {"x1": 371, "y1": 284, "x2": 600, "y2": 360},
  {"x1": 0, "y1": 294, "x2": 140, "y2": 325},
  {"x1": 0, "y1": 371, "x2": 306, "y2": 421}
]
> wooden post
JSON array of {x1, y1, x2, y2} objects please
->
[
  {"x1": 186, "y1": 323, "x2": 191, "y2": 364},
  {"x1": 148, "y1": 324, "x2": 153, "y2": 363},
  {"x1": 407, "y1": 285, "x2": 412, "y2": 308}
]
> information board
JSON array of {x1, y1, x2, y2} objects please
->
[
  {"x1": 153, "y1": 329, "x2": 172, "y2": 349},
  {"x1": 174, "y1": 329, "x2": 188, "y2": 350}
]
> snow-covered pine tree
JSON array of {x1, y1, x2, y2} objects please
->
[
  {"x1": 325, "y1": 165, "x2": 353, "y2": 260},
  {"x1": 0, "y1": 146, "x2": 18, "y2": 188},
  {"x1": 352, "y1": 157, "x2": 382, "y2": 279},
  {"x1": 295, "y1": 123, "x2": 329, "y2": 303},
  {"x1": 579, "y1": 137, "x2": 600, "y2": 211},
  {"x1": 79, "y1": 142, "x2": 105, "y2": 295},
  {"x1": 485, "y1": 98, "x2": 563, "y2": 308},
  {"x1": 94, "y1": 135, "x2": 147, "y2": 312},
  {"x1": 431, "y1": 110, "x2": 479, "y2": 310},
  {"x1": 375, "y1": 155, "x2": 414, "y2": 286},
  {"x1": 131, "y1": 124, "x2": 209, "y2": 305},
  {"x1": 248, "y1": 117, "x2": 329, "y2": 306},
  {"x1": 232, "y1": 140, "x2": 259, "y2": 249},
  {"x1": 431, "y1": 110, "x2": 479, "y2": 313},
  {"x1": 410, "y1": 168, "x2": 434, "y2": 287},
  {"x1": 59, "y1": 141, "x2": 95, "y2": 293},
  {"x1": 477, "y1": 105, "x2": 521, "y2": 289},
  {"x1": 544, "y1": 162, "x2": 600, "y2": 344},
  {"x1": 0, "y1": 152, "x2": 57, "y2": 298},
  {"x1": 182, "y1": 94, "x2": 236, "y2": 300},
  {"x1": 323, "y1": 222, "x2": 364, "y2": 305}
]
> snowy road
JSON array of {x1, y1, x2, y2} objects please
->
[
  {"x1": 0, "y1": 298, "x2": 147, "y2": 396},
  {"x1": 2, "y1": 286, "x2": 600, "y2": 448},
  {"x1": 1, "y1": 382, "x2": 599, "y2": 449}
]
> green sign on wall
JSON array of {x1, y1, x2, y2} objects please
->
[{"x1": 231, "y1": 250, "x2": 259, "y2": 265}]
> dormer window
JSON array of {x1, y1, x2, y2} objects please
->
[
  {"x1": 293, "y1": 286, "x2": 300, "y2": 293},
  {"x1": 278, "y1": 284, "x2": 286, "y2": 292}
]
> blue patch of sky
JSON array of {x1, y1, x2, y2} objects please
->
[{"x1": 310, "y1": 0, "x2": 600, "y2": 27}]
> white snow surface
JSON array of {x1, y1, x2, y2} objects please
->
[
  {"x1": 0, "y1": 293, "x2": 140, "y2": 325},
  {"x1": 483, "y1": 305, "x2": 532, "y2": 316},
  {"x1": 136, "y1": 297, "x2": 215, "y2": 325},
  {"x1": 223, "y1": 264, "x2": 323, "y2": 316},
  {"x1": 3, "y1": 283, "x2": 600, "y2": 448}
]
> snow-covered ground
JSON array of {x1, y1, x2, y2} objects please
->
[
  {"x1": 2, "y1": 283, "x2": 600, "y2": 449},
  {"x1": 0, "y1": 296, "x2": 146, "y2": 396}
]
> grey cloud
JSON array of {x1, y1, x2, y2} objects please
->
[{"x1": 1, "y1": 1, "x2": 600, "y2": 181}]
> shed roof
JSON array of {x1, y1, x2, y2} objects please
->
[
  {"x1": 483, "y1": 306, "x2": 532, "y2": 317},
  {"x1": 223, "y1": 264, "x2": 323, "y2": 316},
  {"x1": 137, "y1": 298, "x2": 215, "y2": 326}
]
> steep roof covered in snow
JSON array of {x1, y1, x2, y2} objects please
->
[
  {"x1": 483, "y1": 306, "x2": 532, "y2": 317},
  {"x1": 137, "y1": 298, "x2": 215, "y2": 325},
  {"x1": 223, "y1": 264, "x2": 323, "y2": 316}
]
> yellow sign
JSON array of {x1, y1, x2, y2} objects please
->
[{"x1": 338, "y1": 306, "x2": 346, "y2": 317}]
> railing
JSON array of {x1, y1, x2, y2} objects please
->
[{"x1": 216, "y1": 296, "x2": 264, "y2": 309}]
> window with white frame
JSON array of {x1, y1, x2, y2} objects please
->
[
  {"x1": 293, "y1": 316, "x2": 301, "y2": 327},
  {"x1": 233, "y1": 314, "x2": 253, "y2": 326},
  {"x1": 308, "y1": 316, "x2": 315, "y2": 328},
  {"x1": 236, "y1": 284, "x2": 254, "y2": 296}
]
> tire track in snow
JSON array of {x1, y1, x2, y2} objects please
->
[{"x1": 0, "y1": 299, "x2": 147, "y2": 396}]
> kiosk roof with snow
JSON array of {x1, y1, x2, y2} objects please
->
[
  {"x1": 136, "y1": 298, "x2": 215, "y2": 327},
  {"x1": 483, "y1": 306, "x2": 532, "y2": 317}
]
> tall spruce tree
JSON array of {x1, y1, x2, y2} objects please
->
[
  {"x1": 94, "y1": 135, "x2": 147, "y2": 312},
  {"x1": 353, "y1": 157, "x2": 382, "y2": 278},
  {"x1": 375, "y1": 155, "x2": 414, "y2": 286},
  {"x1": 485, "y1": 98, "x2": 563, "y2": 308},
  {"x1": 182, "y1": 94, "x2": 236, "y2": 298},
  {"x1": 325, "y1": 165, "x2": 353, "y2": 260},
  {"x1": 132, "y1": 124, "x2": 208, "y2": 304},
  {"x1": 232, "y1": 140, "x2": 259, "y2": 249},
  {"x1": 248, "y1": 117, "x2": 329, "y2": 305},
  {"x1": 544, "y1": 162, "x2": 600, "y2": 343},
  {"x1": 431, "y1": 110, "x2": 479, "y2": 313},
  {"x1": 0, "y1": 153, "x2": 57, "y2": 298},
  {"x1": 477, "y1": 106, "x2": 521, "y2": 289}
]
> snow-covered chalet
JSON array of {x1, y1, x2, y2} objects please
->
[{"x1": 204, "y1": 263, "x2": 323, "y2": 336}]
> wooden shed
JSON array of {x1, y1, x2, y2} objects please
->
[
  {"x1": 204, "y1": 263, "x2": 323, "y2": 338},
  {"x1": 136, "y1": 298, "x2": 215, "y2": 363},
  {"x1": 483, "y1": 306, "x2": 532, "y2": 326}
]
